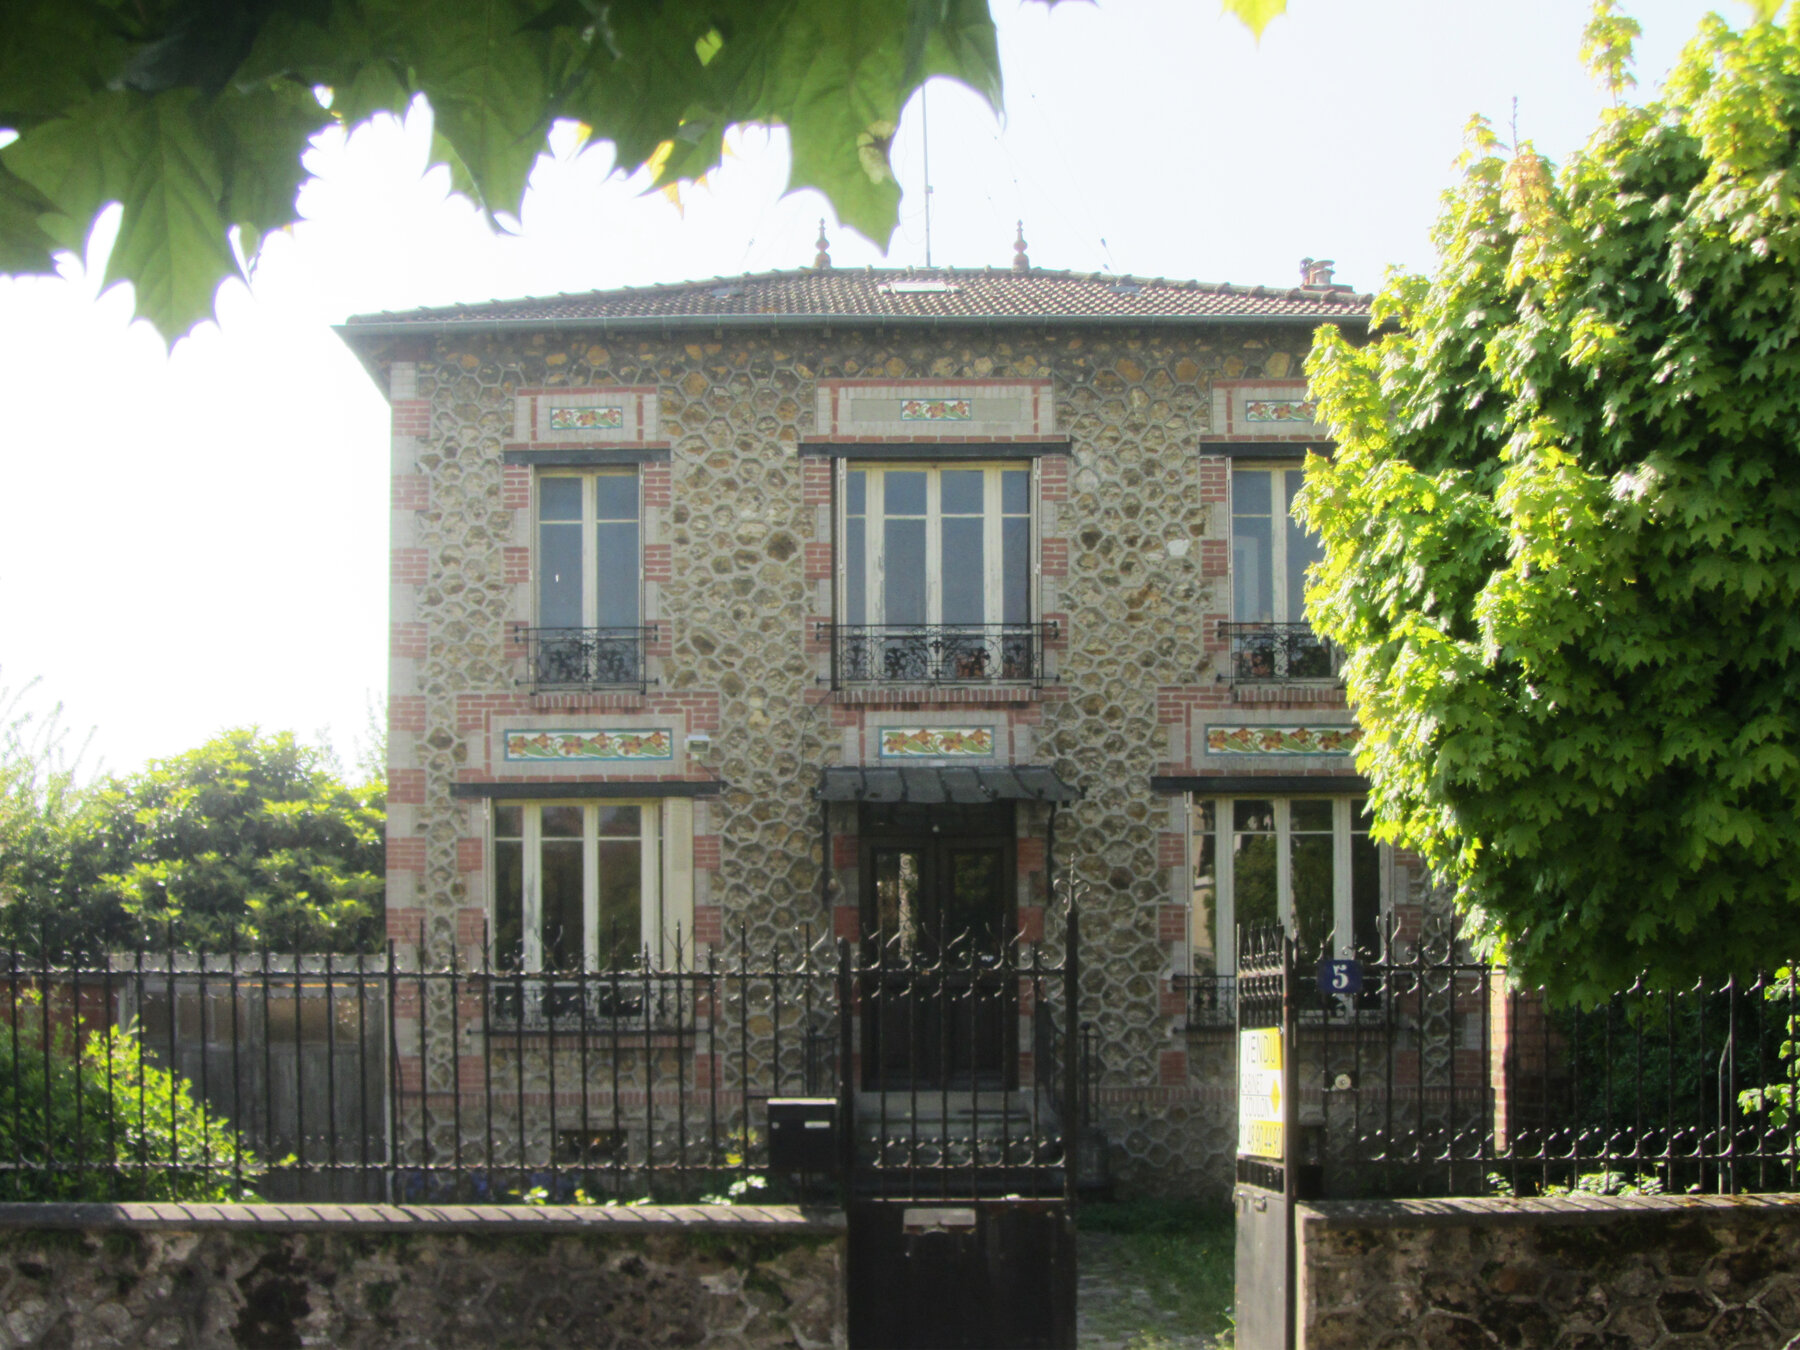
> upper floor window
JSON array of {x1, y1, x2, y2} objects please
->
[
  {"x1": 524, "y1": 471, "x2": 649, "y2": 690},
  {"x1": 1226, "y1": 465, "x2": 1337, "y2": 683},
  {"x1": 827, "y1": 463, "x2": 1049, "y2": 686}
]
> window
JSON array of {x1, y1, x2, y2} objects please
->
[
  {"x1": 492, "y1": 801, "x2": 662, "y2": 974},
  {"x1": 1189, "y1": 797, "x2": 1379, "y2": 977},
  {"x1": 530, "y1": 471, "x2": 645, "y2": 687},
  {"x1": 1227, "y1": 466, "x2": 1335, "y2": 681},
  {"x1": 834, "y1": 463, "x2": 1041, "y2": 684}
]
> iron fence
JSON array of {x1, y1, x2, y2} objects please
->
[
  {"x1": 817, "y1": 622, "x2": 1059, "y2": 689},
  {"x1": 1286, "y1": 919, "x2": 1800, "y2": 1199},
  {"x1": 0, "y1": 918, "x2": 1081, "y2": 1206}
]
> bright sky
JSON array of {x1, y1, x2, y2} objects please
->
[{"x1": 0, "y1": 0, "x2": 1730, "y2": 779}]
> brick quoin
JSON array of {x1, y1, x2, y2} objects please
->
[
  {"x1": 1017, "y1": 906, "x2": 1045, "y2": 944},
  {"x1": 1158, "y1": 833, "x2": 1186, "y2": 869},
  {"x1": 1159, "y1": 1050, "x2": 1187, "y2": 1087},
  {"x1": 502, "y1": 547, "x2": 530, "y2": 585},
  {"x1": 391, "y1": 623, "x2": 427, "y2": 659},
  {"x1": 391, "y1": 548, "x2": 428, "y2": 585},
  {"x1": 391, "y1": 400, "x2": 430, "y2": 437},
  {"x1": 1039, "y1": 457, "x2": 1070, "y2": 502},
  {"x1": 1160, "y1": 984, "x2": 1188, "y2": 1018},
  {"x1": 456, "y1": 837, "x2": 483, "y2": 873},
  {"x1": 385, "y1": 908, "x2": 426, "y2": 940},
  {"x1": 390, "y1": 696, "x2": 426, "y2": 733},
  {"x1": 692, "y1": 905, "x2": 723, "y2": 946},
  {"x1": 802, "y1": 459, "x2": 833, "y2": 506},
  {"x1": 832, "y1": 833, "x2": 859, "y2": 869},
  {"x1": 693, "y1": 834, "x2": 721, "y2": 870},
  {"x1": 1040, "y1": 538, "x2": 1069, "y2": 578},
  {"x1": 1017, "y1": 838, "x2": 1045, "y2": 872},
  {"x1": 391, "y1": 475, "x2": 428, "y2": 511},
  {"x1": 643, "y1": 543, "x2": 673, "y2": 582},
  {"x1": 388, "y1": 837, "x2": 426, "y2": 873},
  {"x1": 833, "y1": 906, "x2": 860, "y2": 942},
  {"x1": 389, "y1": 769, "x2": 426, "y2": 805},
  {"x1": 641, "y1": 463, "x2": 672, "y2": 507},
  {"x1": 502, "y1": 466, "x2": 531, "y2": 510},
  {"x1": 1200, "y1": 539, "x2": 1229, "y2": 578},
  {"x1": 803, "y1": 542, "x2": 833, "y2": 581},
  {"x1": 1158, "y1": 905, "x2": 1188, "y2": 945}
]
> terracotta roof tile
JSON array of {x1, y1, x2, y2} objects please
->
[{"x1": 343, "y1": 266, "x2": 1372, "y2": 330}]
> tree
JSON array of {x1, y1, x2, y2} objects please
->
[
  {"x1": 1298, "y1": 3, "x2": 1800, "y2": 1003},
  {"x1": 0, "y1": 0, "x2": 1303, "y2": 344},
  {"x1": 90, "y1": 728, "x2": 385, "y2": 952}
]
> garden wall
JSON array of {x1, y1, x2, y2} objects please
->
[
  {"x1": 1297, "y1": 1192, "x2": 1800, "y2": 1349},
  {"x1": 0, "y1": 1201, "x2": 843, "y2": 1348}
]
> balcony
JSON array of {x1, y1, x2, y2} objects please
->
[
  {"x1": 514, "y1": 625, "x2": 657, "y2": 692},
  {"x1": 818, "y1": 622, "x2": 1058, "y2": 690},
  {"x1": 1219, "y1": 622, "x2": 1342, "y2": 685}
]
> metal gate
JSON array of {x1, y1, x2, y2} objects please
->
[
  {"x1": 842, "y1": 904, "x2": 1081, "y2": 1350},
  {"x1": 1233, "y1": 926, "x2": 1296, "y2": 1350}
]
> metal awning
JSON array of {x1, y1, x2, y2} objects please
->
[{"x1": 815, "y1": 765, "x2": 1081, "y2": 805}]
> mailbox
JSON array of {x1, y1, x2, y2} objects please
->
[{"x1": 767, "y1": 1097, "x2": 837, "y2": 1171}]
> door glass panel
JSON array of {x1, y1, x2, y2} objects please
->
[
  {"x1": 942, "y1": 849, "x2": 1003, "y2": 950},
  {"x1": 1232, "y1": 469, "x2": 1274, "y2": 624},
  {"x1": 845, "y1": 517, "x2": 867, "y2": 625},
  {"x1": 1191, "y1": 800, "x2": 1217, "y2": 976},
  {"x1": 539, "y1": 522, "x2": 583, "y2": 628},
  {"x1": 1233, "y1": 800, "x2": 1278, "y2": 931},
  {"x1": 495, "y1": 840, "x2": 524, "y2": 971},
  {"x1": 1002, "y1": 517, "x2": 1029, "y2": 625},
  {"x1": 594, "y1": 519, "x2": 638, "y2": 627},
  {"x1": 872, "y1": 850, "x2": 922, "y2": 956},
  {"x1": 1351, "y1": 799, "x2": 1381, "y2": 958},
  {"x1": 941, "y1": 516, "x2": 985, "y2": 625},
  {"x1": 597, "y1": 839, "x2": 642, "y2": 969},
  {"x1": 884, "y1": 520, "x2": 927, "y2": 624}
]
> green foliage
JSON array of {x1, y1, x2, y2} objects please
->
[
  {"x1": 0, "y1": 1001, "x2": 262, "y2": 1202},
  {"x1": 0, "y1": 0, "x2": 1007, "y2": 340},
  {"x1": 1739, "y1": 967, "x2": 1799, "y2": 1126},
  {"x1": 1298, "y1": 3, "x2": 1800, "y2": 1002},
  {"x1": 91, "y1": 728, "x2": 385, "y2": 952},
  {"x1": 1077, "y1": 1200, "x2": 1236, "y2": 1347}
]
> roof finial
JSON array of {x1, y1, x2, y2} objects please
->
[
  {"x1": 1012, "y1": 221, "x2": 1029, "y2": 274},
  {"x1": 814, "y1": 219, "x2": 832, "y2": 270}
]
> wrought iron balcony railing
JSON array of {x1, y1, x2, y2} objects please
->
[
  {"x1": 514, "y1": 625, "x2": 657, "y2": 692},
  {"x1": 1219, "y1": 621, "x2": 1343, "y2": 685},
  {"x1": 818, "y1": 621, "x2": 1058, "y2": 689}
]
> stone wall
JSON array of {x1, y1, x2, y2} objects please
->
[
  {"x1": 0, "y1": 1202, "x2": 842, "y2": 1349},
  {"x1": 1296, "y1": 1193, "x2": 1800, "y2": 1349}
]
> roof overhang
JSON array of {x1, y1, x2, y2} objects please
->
[
  {"x1": 450, "y1": 780, "x2": 724, "y2": 800},
  {"x1": 816, "y1": 765, "x2": 1081, "y2": 806}
]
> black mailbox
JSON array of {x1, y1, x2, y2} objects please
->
[{"x1": 768, "y1": 1097, "x2": 837, "y2": 1171}]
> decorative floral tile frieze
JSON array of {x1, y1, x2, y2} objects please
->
[
  {"x1": 504, "y1": 728, "x2": 673, "y2": 761},
  {"x1": 1243, "y1": 399, "x2": 1317, "y2": 424},
  {"x1": 547, "y1": 405, "x2": 625, "y2": 431},
  {"x1": 898, "y1": 398, "x2": 973, "y2": 422},
  {"x1": 878, "y1": 726, "x2": 995, "y2": 758},
  {"x1": 1205, "y1": 724, "x2": 1359, "y2": 756}
]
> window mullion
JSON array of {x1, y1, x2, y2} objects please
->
[
  {"x1": 1218, "y1": 798, "x2": 1235, "y2": 977},
  {"x1": 869, "y1": 469, "x2": 885, "y2": 627},
  {"x1": 1271, "y1": 469, "x2": 1290, "y2": 626},
  {"x1": 643, "y1": 805, "x2": 662, "y2": 965},
  {"x1": 1334, "y1": 799, "x2": 1353, "y2": 960},
  {"x1": 926, "y1": 469, "x2": 942, "y2": 627},
  {"x1": 984, "y1": 468, "x2": 1002, "y2": 631},
  {"x1": 582, "y1": 475, "x2": 599, "y2": 630}
]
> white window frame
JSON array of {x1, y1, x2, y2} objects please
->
[
  {"x1": 1230, "y1": 462, "x2": 1310, "y2": 627},
  {"x1": 1189, "y1": 795, "x2": 1378, "y2": 977},
  {"x1": 533, "y1": 468, "x2": 641, "y2": 630},
  {"x1": 835, "y1": 460, "x2": 1038, "y2": 627},
  {"x1": 492, "y1": 799, "x2": 663, "y2": 971}
]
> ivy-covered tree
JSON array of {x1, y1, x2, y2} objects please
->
[
  {"x1": 90, "y1": 728, "x2": 385, "y2": 951},
  {"x1": 1300, "y1": 3, "x2": 1800, "y2": 1003}
]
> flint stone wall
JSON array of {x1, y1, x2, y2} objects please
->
[
  {"x1": 0, "y1": 1202, "x2": 843, "y2": 1349},
  {"x1": 1297, "y1": 1192, "x2": 1800, "y2": 1349}
]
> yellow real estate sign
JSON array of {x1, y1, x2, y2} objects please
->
[{"x1": 1237, "y1": 1027, "x2": 1284, "y2": 1160}]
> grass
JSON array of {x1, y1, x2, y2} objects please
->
[{"x1": 1077, "y1": 1198, "x2": 1235, "y2": 1347}]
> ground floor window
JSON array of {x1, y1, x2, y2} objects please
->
[
  {"x1": 493, "y1": 801, "x2": 662, "y2": 972},
  {"x1": 1190, "y1": 796, "x2": 1379, "y2": 977}
]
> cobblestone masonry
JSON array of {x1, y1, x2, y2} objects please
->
[
  {"x1": 0, "y1": 1202, "x2": 843, "y2": 1349},
  {"x1": 1296, "y1": 1193, "x2": 1800, "y2": 1350},
  {"x1": 375, "y1": 321, "x2": 1363, "y2": 1201}
]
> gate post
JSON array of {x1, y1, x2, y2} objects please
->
[
  {"x1": 837, "y1": 937, "x2": 856, "y2": 1208},
  {"x1": 1062, "y1": 900, "x2": 1079, "y2": 1208}
]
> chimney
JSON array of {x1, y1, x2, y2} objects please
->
[{"x1": 1300, "y1": 257, "x2": 1336, "y2": 288}]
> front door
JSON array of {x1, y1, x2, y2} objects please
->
[{"x1": 860, "y1": 804, "x2": 1017, "y2": 1090}]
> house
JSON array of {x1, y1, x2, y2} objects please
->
[{"x1": 336, "y1": 245, "x2": 1437, "y2": 1199}]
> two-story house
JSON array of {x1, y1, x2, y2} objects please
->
[{"x1": 338, "y1": 250, "x2": 1431, "y2": 1199}]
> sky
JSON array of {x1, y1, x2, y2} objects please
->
[{"x1": 0, "y1": 0, "x2": 1734, "y2": 780}]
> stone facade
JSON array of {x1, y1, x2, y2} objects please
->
[
  {"x1": 0, "y1": 1202, "x2": 843, "y2": 1349},
  {"x1": 1296, "y1": 1193, "x2": 1800, "y2": 1349},
  {"x1": 348, "y1": 271, "x2": 1393, "y2": 1201}
]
